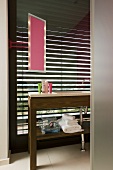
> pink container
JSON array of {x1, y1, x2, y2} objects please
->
[
  {"x1": 45, "y1": 81, "x2": 48, "y2": 93},
  {"x1": 49, "y1": 83, "x2": 52, "y2": 93}
]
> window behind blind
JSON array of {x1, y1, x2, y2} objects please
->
[{"x1": 17, "y1": 14, "x2": 91, "y2": 135}]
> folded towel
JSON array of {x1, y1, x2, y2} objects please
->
[
  {"x1": 58, "y1": 118, "x2": 66, "y2": 126},
  {"x1": 61, "y1": 124, "x2": 83, "y2": 133},
  {"x1": 65, "y1": 119, "x2": 78, "y2": 126},
  {"x1": 57, "y1": 118, "x2": 78, "y2": 126},
  {"x1": 57, "y1": 114, "x2": 76, "y2": 127},
  {"x1": 58, "y1": 118, "x2": 83, "y2": 133},
  {"x1": 62, "y1": 114, "x2": 75, "y2": 120}
]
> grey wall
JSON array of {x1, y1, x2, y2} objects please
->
[
  {"x1": 0, "y1": 0, "x2": 9, "y2": 164},
  {"x1": 91, "y1": 0, "x2": 113, "y2": 169}
]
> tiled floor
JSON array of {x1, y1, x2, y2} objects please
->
[{"x1": 0, "y1": 143, "x2": 90, "y2": 170}]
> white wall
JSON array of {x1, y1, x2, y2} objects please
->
[
  {"x1": 91, "y1": 0, "x2": 113, "y2": 169},
  {"x1": 0, "y1": 0, "x2": 9, "y2": 164}
]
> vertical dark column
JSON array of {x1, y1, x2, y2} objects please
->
[{"x1": 8, "y1": 0, "x2": 17, "y2": 151}]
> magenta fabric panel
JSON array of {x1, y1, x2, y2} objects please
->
[{"x1": 28, "y1": 14, "x2": 46, "y2": 71}]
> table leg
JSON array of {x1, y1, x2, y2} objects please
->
[
  {"x1": 81, "y1": 134, "x2": 85, "y2": 151},
  {"x1": 80, "y1": 107, "x2": 83, "y2": 125},
  {"x1": 29, "y1": 108, "x2": 37, "y2": 170},
  {"x1": 84, "y1": 106, "x2": 88, "y2": 114}
]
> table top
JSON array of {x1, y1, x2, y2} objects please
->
[{"x1": 28, "y1": 91, "x2": 90, "y2": 98}]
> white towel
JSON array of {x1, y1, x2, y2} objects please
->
[
  {"x1": 58, "y1": 118, "x2": 66, "y2": 126},
  {"x1": 61, "y1": 124, "x2": 83, "y2": 133},
  {"x1": 58, "y1": 119, "x2": 83, "y2": 133},
  {"x1": 62, "y1": 114, "x2": 75, "y2": 120},
  {"x1": 57, "y1": 118, "x2": 78, "y2": 126},
  {"x1": 65, "y1": 119, "x2": 78, "y2": 126}
]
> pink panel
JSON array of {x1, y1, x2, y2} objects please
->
[{"x1": 28, "y1": 14, "x2": 46, "y2": 71}]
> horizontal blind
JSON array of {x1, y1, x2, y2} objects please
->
[
  {"x1": 17, "y1": 7, "x2": 91, "y2": 134},
  {"x1": 17, "y1": 23, "x2": 90, "y2": 134}
]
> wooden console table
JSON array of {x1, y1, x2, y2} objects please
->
[{"x1": 28, "y1": 91, "x2": 90, "y2": 170}]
